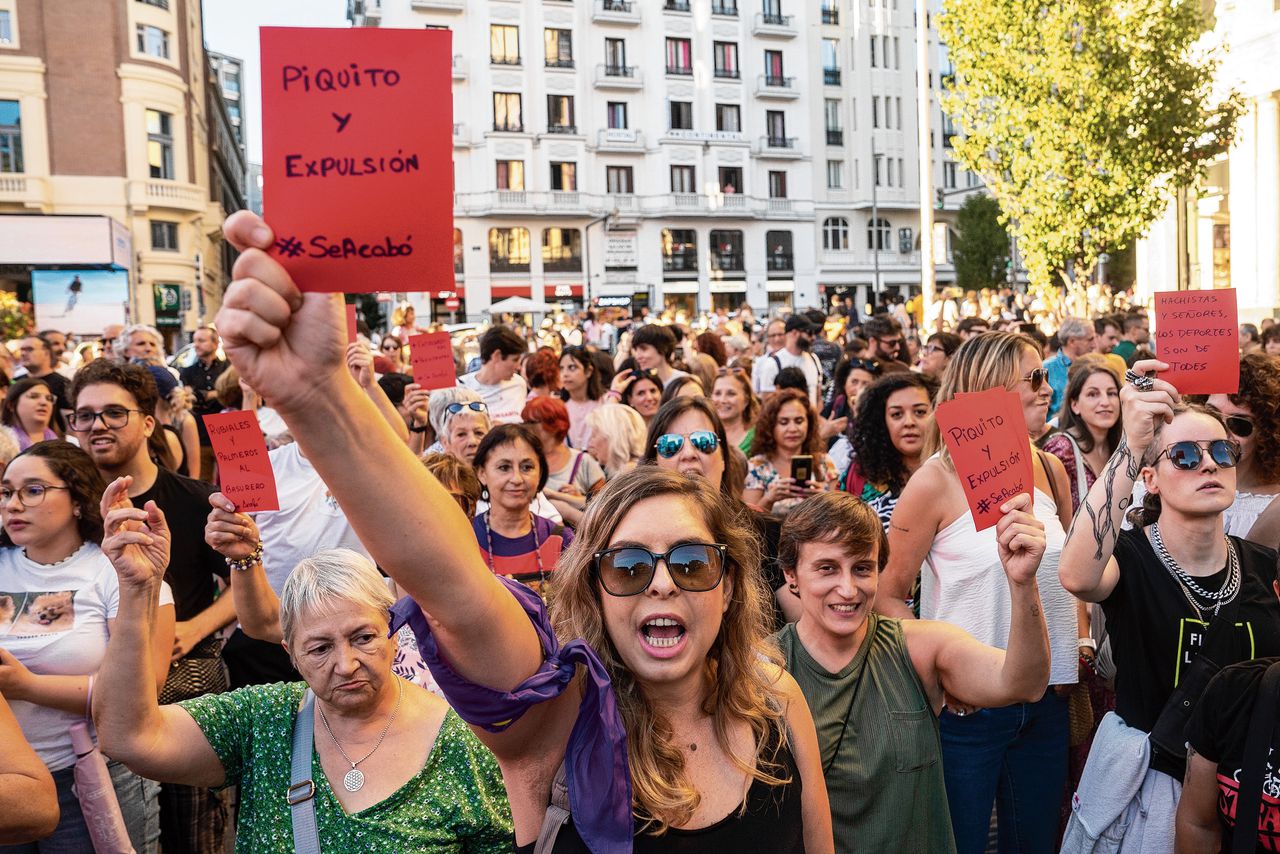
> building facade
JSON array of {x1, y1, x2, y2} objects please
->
[
  {"x1": 348, "y1": 0, "x2": 974, "y2": 320},
  {"x1": 1136, "y1": 2, "x2": 1280, "y2": 322},
  {"x1": 0, "y1": 0, "x2": 229, "y2": 345}
]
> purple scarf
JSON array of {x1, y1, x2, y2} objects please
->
[
  {"x1": 16, "y1": 427, "x2": 57, "y2": 451},
  {"x1": 389, "y1": 576, "x2": 632, "y2": 854}
]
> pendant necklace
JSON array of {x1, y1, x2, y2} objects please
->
[{"x1": 318, "y1": 677, "x2": 404, "y2": 793}]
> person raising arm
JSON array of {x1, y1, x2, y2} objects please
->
[{"x1": 0, "y1": 690, "x2": 59, "y2": 844}]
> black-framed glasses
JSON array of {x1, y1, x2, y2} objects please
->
[
  {"x1": 1154, "y1": 439, "x2": 1240, "y2": 471},
  {"x1": 1021, "y1": 368, "x2": 1047, "y2": 392},
  {"x1": 0, "y1": 484, "x2": 71, "y2": 508},
  {"x1": 654, "y1": 431, "x2": 719, "y2": 459},
  {"x1": 445, "y1": 402, "x2": 487, "y2": 415},
  {"x1": 69, "y1": 407, "x2": 144, "y2": 432},
  {"x1": 1225, "y1": 415, "x2": 1255, "y2": 438},
  {"x1": 593, "y1": 542, "x2": 728, "y2": 597}
]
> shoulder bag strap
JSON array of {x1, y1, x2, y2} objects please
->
[
  {"x1": 1232, "y1": 661, "x2": 1280, "y2": 854},
  {"x1": 288, "y1": 688, "x2": 323, "y2": 854},
  {"x1": 533, "y1": 761, "x2": 573, "y2": 854},
  {"x1": 1036, "y1": 449, "x2": 1068, "y2": 514},
  {"x1": 1060, "y1": 433, "x2": 1090, "y2": 505},
  {"x1": 568, "y1": 450, "x2": 583, "y2": 484}
]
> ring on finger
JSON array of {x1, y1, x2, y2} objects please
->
[{"x1": 1124, "y1": 369, "x2": 1155, "y2": 392}]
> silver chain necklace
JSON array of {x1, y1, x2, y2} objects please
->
[
  {"x1": 1150, "y1": 523, "x2": 1240, "y2": 618},
  {"x1": 317, "y1": 677, "x2": 404, "y2": 792}
]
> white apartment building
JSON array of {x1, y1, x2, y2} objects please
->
[
  {"x1": 348, "y1": 0, "x2": 971, "y2": 320},
  {"x1": 1137, "y1": 2, "x2": 1280, "y2": 323}
]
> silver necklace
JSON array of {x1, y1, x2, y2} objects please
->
[
  {"x1": 317, "y1": 677, "x2": 404, "y2": 792},
  {"x1": 1150, "y1": 523, "x2": 1240, "y2": 618},
  {"x1": 483, "y1": 510, "x2": 547, "y2": 599}
]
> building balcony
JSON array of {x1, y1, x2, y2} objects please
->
[
  {"x1": 410, "y1": 0, "x2": 464, "y2": 10},
  {"x1": 757, "y1": 136, "x2": 802, "y2": 158},
  {"x1": 594, "y1": 63, "x2": 643, "y2": 88},
  {"x1": 820, "y1": 249, "x2": 925, "y2": 268},
  {"x1": 0, "y1": 175, "x2": 48, "y2": 210},
  {"x1": 766, "y1": 253, "x2": 794, "y2": 272},
  {"x1": 544, "y1": 256, "x2": 583, "y2": 274},
  {"x1": 826, "y1": 129, "x2": 844, "y2": 145},
  {"x1": 592, "y1": 0, "x2": 640, "y2": 24},
  {"x1": 821, "y1": 7, "x2": 839, "y2": 24},
  {"x1": 711, "y1": 1, "x2": 738, "y2": 15},
  {"x1": 662, "y1": 250, "x2": 699, "y2": 272},
  {"x1": 766, "y1": 199, "x2": 793, "y2": 215},
  {"x1": 545, "y1": 58, "x2": 576, "y2": 70},
  {"x1": 752, "y1": 12, "x2": 797, "y2": 37},
  {"x1": 130, "y1": 179, "x2": 207, "y2": 213},
  {"x1": 545, "y1": 124, "x2": 579, "y2": 135},
  {"x1": 452, "y1": 55, "x2": 467, "y2": 80},
  {"x1": 664, "y1": 0, "x2": 691, "y2": 11},
  {"x1": 823, "y1": 68, "x2": 841, "y2": 86},
  {"x1": 714, "y1": 193, "x2": 750, "y2": 214},
  {"x1": 670, "y1": 193, "x2": 708, "y2": 213},
  {"x1": 714, "y1": 67, "x2": 741, "y2": 80},
  {"x1": 666, "y1": 65, "x2": 693, "y2": 77},
  {"x1": 491, "y1": 123, "x2": 526, "y2": 134},
  {"x1": 756, "y1": 74, "x2": 799, "y2": 99},
  {"x1": 596, "y1": 128, "x2": 645, "y2": 151},
  {"x1": 710, "y1": 252, "x2": 745, "y2": 273}
]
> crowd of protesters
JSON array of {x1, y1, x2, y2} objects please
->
[{"x1": 2, "y1": 213, "x2": 1280, "y2": 853}]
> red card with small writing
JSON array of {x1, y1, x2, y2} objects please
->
[
  {"x1": 935, "y1": 388, "x2": 1033, "y2": 531},
  {"x1": 1153, "y1": 289, "x2": 1238, "y2": 394},
  {"x1": 408, "y1": 331, "x2": 455, "y2": 390},
  {"x1": 346, "y1": 303, "x2": 358, "y2": 343},
  {"x1": 260, "y1": 27, "x2": 453, "y2": 293},
  {"x1": 202, "y1": 410, "x2": 280, "y2": 513}
]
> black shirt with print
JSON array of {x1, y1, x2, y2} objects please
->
[
  {"x1": 1186, "y1": 657, "x2": 1280, "y2": 853},
  {"x1": 1101, "y1": 530, "x2": 1280, "y2": 735}
]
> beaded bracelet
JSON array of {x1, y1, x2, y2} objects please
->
[{"x1": 225, "y1": 540, "x2": 264, "y2": 572}]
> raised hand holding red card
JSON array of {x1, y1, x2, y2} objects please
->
[
  {"x1": 202, "y1": 410, "x2": 280, "y2": 513},
  {"x1": 1153, "y1": 288, "x2": 1238, "y2": 394},
  {"x1": 935, "y1": 387, "x2": 1034, "y2": 531},
  {"x1": 408, "y1": 332, "x2": 456, "y2": 390}
]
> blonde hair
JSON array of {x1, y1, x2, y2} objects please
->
[
  {"x1": 549, "y1": 467, "x2": 790, "y2": 833},
  {"x1": 924, "y1": 331, "x2": 1041, "y2": 467},
  {"x1": 586, "y1": 403, "x2": 647, "y2": 477}
]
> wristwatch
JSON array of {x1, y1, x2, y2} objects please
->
[{"x1": 409, "y1": 422, "x2": 430, "y2": 433}]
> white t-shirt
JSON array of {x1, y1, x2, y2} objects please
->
[
  {"x1": 546, "y1": 449, "x2": 606, "y2": 495},
  {"x1": 475, "y1": 492, "x2": 563, "y2": 524},
  {"x1": 459, "y1": 372, "x2": 529, "y2": 425},
  {"x1": 254, "y1": 443, "x2": 373, "y2": 593},
  {"x1": 753, "y1": 348, "x2": 822, "y2": 408},
  {"x1": 0, "y1": 543, "x2": 174, "y2": 770}
]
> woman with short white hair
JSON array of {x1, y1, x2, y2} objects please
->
[
  {"x1": 585, "y1": 403, "x2": 646, "y2": 480},
  {"x1": 426, "y1": 387, "x2": 490, "y2": 464},
  {"x1": 93, "y1": 485, "x2": 514, "y2": 854}
]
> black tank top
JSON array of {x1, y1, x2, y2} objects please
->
[{"x1": 515, "y1": 723, "x2": 805, "y2": 854}]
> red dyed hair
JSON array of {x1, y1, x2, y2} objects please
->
[{"x1": 521, "y1": 395, "x2": 572, "y2": 442}]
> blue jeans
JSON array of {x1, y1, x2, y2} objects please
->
[
  {"x1": 0, "y1": 759, "x2": 160, "y2": 854},
  {"x1": 939, "y1": 691, "x2": 1068, "y2": 854}
]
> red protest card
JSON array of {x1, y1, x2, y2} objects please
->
[
  {"x1": 1153, "y1": 289, "x2": 1238, "y2": 394},
  {"x1": 202, "y1": 410, "x2": 280, "y2": 513},
  {"x1": 260, "y1": 27, "x2": 453, "y2": 293},
  {"x1": 935, "y1": 388, "x2": 1034, "y2": 531},
  {"x1": 408, "y1": 331, "x2": 456, "y2": 390},
  {"x1": 346, "y1": 303, "x2": 358, "y2": 343}
]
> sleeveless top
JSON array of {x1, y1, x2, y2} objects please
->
[
  {"x1": 161, "y1": 422, "x2": 187, "y2": 474},
  {"x1": 775, "y1": 615, "x2": 955, "y2": 854},
  {"x1": 919, "y1": 459, "x2": 1077, "y2": 685},
  {"x1": 513, "y1": 722, "x2": 804, "y2": 853},
  {"x1": 1223, "y1": 490, "x2": 1278, "y2": 539}
]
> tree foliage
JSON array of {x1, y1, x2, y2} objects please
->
[
  {"x1": 952, "y1": 193, "x2": 1010, "y2": 290},
  {"x1": 0, "y1": 292, "x2": 32, "y2": 341},
  {"x1": 939, "y1": 0, "x2": 1242, "y2": 291}
]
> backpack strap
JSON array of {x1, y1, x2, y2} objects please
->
[
  {"x1": 1232, "y1": 661, "x2": 1280, "y2": 854},
  {"x1": 533, "y1": 762, "x2": 573, "y2": 854}
]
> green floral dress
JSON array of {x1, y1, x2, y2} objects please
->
[{"x1": 179, "y1": 681, "x2": 512, "y2": 853}]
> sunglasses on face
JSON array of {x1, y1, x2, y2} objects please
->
[
  {"x1": 593, "y1": 542, "x2": 728, "y2": 597},
  {"x1": 1022, "y1": 368, "x2": 1047, "y2": 392},
  {"x1": 1225, "y1": 415, "x2": 1255, "y2": 438},
  {"x1": 445, "y1": 402, "x2": 488, "y2": 415},
  {"x1": 654, "y1": 431, "x2": 719, "y2": 458},
  {"x1": 1154, "y1": 439, "x2": 1240, "y2": 471}
]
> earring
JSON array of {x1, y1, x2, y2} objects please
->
[
  {"x1": 73, "y1": 508, "x2": 81, "y2": 518},
  {"x1": 787, "y1": 582, "x2": 799, "y2": 598},
  {"x1": 480, "y1": 486, "x2": 490, "y2": 502}
]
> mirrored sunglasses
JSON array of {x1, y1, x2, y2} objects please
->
[{"x1": 654, "y1": 431, "x2": 719, "y2": 458}]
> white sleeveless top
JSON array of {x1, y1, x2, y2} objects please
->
[
  {"x1": 1223, "y1": 491, "x2": 1278, "y2": 539},
  {"x1": 920, "y1": 486, "x2": 1078, "y2": 685}
]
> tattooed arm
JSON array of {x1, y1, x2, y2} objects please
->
[{"x1": 1059, "y1": 359, "x2": 1179, "y2": 603}]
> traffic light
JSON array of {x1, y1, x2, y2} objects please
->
[{"x1": 935, "y1": 188, "x2": 945, "y2": 210}]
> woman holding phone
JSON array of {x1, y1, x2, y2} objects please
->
[{"x1": 743, "y1": 389, "x2": 837, "y2": 516}]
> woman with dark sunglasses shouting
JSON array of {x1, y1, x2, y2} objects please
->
[
  {"x1": 209, "y1": 210, "x2": 833, "y2": 854},
  {"x1": 1206, "y1": 353, "x2": 1280, "y2": 547},
  {"x1": 1058, "y1": 359, "x2": 1280, "y2": 850}
]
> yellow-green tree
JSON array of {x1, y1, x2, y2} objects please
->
[{"x1": 940, "y1": 0, "x2": 1241, "y2": 292}]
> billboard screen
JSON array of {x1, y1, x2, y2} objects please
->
[{"x1": 32, "y1": 269, "x2": 129, "y2": 336}]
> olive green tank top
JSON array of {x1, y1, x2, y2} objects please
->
[{"x1": 774, "y1": 614, "x2": 956, "y2": 854}]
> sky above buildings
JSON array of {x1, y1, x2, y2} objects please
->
[{"x1": 203, "y1": 0, "x2": 349, "y2": 164}]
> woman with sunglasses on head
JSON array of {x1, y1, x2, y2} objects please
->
[
  {"x1": 522, "y1": 397, "x2": 605, "y2": 528},
  {"x1": 557, "y1": 346, "x2": 604, "y2": 450},
  {"x1": 712, "y1": 366, "x2": 760, "y2": 454},
  {"x1": 1205, "y1": 353, "x2": 1280, "y2": 546},
  {"x1": 744, "y1": 389, "x2": 838, "y2": 516},
  {"x1": 878, "y1": 332, "x2": 1078, "y2": 854},
  {"x1": 426, "y1": 387, "x2": 490, "y2": 465},
  {"x1": 608, "y1": 364, "x2": 664, "y2": 431},
  {"x1": 208, "y1": 210, "x2": 833, "y2": 852},
  {"x1": 1058, "y1": 360, "x2": 1280, "y2": 850}
]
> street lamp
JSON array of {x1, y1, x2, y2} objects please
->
[
  {"x1": 583, "y1": 208, "x2": 617, "y2": 307},
  {"x1": 871, "y1": 142, "x2": 882, "y2": 309}
]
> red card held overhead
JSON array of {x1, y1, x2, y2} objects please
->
[
  {"x1": 1153, "y1": 288, "x2": 1238, "y2": 395},
  {"x1": 935, "y1": 388, "x2": 1033, "y2": 532},
  {"x1": 260, "y1": 27, "x2": 453, "y2": 293},
  {"x1": 408, "y1": 331, "x2": 456, "y2": 390},
  {"x1": 346, "y1": 303, "x2": 358, "y2": 343},
  {"x1": 202, "y1": 411, "x2": 280, "y2": 513}
]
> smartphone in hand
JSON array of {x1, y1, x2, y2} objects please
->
[{"x1": 790, "y1": 454, "x2": 814, "y2": 485}]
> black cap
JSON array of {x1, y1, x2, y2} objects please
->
[{"x1": 785, "y1": 315, "x2": 816, "y2": 334}]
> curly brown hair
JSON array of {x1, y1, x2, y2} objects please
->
[
  {"x1": 1227, "y1": 353, "x2": 1280, "y2": 483},
  {"x1": 748, "y1": 389, "x2": 823, "y2": 459},
  {"x1": 850, "y1": 373, "x2": 938, "y2": 494},
  {"x1": 0, "y1": 440, "x2": 107, "y2": 546}
]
